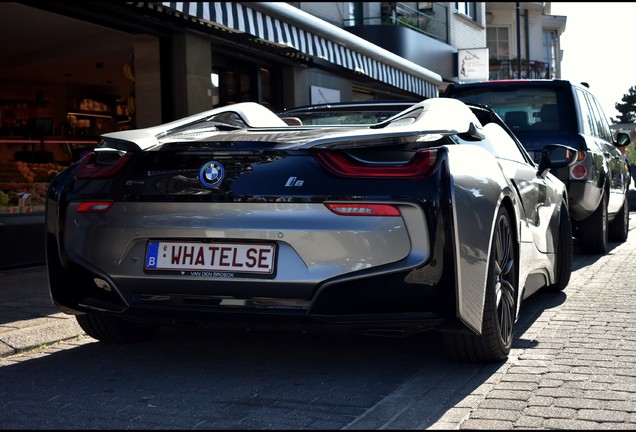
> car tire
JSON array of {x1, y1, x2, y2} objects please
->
[
  {"x1": 577, "y1": 196, "x2": 608, "y2": 254},
  {"x1": 76, "y1": 312, "x2": 160, "y2": 343},
  {"x1": 609, "y1": 196, "x2": 629, "y2": 243},
  {"x1": 443, "y1": 206, "x2": 517, "y2": 363},
  {"x1": 545, "y1": 203, "x2": 573, "y2": 292}
]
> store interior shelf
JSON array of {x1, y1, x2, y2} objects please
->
[{"x1": 67, "y1": 111, "x2": 113, "y2": 119}]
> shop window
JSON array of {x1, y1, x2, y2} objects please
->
[
  {"x1": 352, "y1": 88, "x2": 375, "y2": 102},
  {"x1": 259, "y1": 68, "x2": 272, "y2": 109},
  {"x1": 0, "y1": 96, "x2": 120, "y2": 215},
  {"x1": 211, "y1": 63, "x2": 281, "y2": 111},
  {"x1": 210, "y1": 73, "x2": 220, "y2": 107}
]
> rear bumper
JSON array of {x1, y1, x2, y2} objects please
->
[
  {"x1": 48, "y1": 251, "x2": 455, "y2": 328},
  {"x1": 47, "y1": 200, "x2": 455, "y2": 324},
  {"x1": 567, "y1": 180, "x2": 602, "y2": 222}
]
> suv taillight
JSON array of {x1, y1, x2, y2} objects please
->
[
  {"x1": 570, "y1": 164, "x2": 587, "y2": 179},
  {"x1": 569, "y1": 150, "x2": 587, "y2": 179}
]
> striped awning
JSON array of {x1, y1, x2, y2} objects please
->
[{"x1": 140, "y1": 2, "x2": 440, "y2": 99}]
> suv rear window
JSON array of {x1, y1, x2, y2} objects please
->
[
  {"x1": 443, "y1": 85, "x2": 575, "y2": 134},
  {"x1": 281, "y1": 109, "x2": 403, "y2": 125}
]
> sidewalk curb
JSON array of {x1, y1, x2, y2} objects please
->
[{"x1": 0, "y1": 315, "x2": 84, "y2": 358}]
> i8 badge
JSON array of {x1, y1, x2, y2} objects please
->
[{"x1": 198, "y1": 160, "x2": 225, "y2": 188}]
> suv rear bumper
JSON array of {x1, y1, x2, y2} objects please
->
[{"x1": 567, "y1": 180, "x2": 602, "y2": 222}]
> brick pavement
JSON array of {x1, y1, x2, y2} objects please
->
[{"x1": 429, "y1": 214, "x2": 636, "y2": 429}]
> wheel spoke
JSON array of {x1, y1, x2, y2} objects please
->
[
  {"x1": 495, "y1": 217, "x2": 511, "y2": 275},
  {"x1": 497, "y1": 279, "x2": 515, "y2": 343},
  {"x1": 494, "y1": 213, "x2": 515, "y2": 345}
]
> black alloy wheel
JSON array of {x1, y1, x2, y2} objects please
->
[{"x1": 491, "y1": 207, "x2": 516, "y2": 351}]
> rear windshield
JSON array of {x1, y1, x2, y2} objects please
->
[{"x1": 446, "y1": 86, "x2": 568, "y2": 133}]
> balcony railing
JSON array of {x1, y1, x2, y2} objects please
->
[
  {"x1": 344, "y1": 2, "x2": 449, "y2": 44},
  {"x1": 489, "y1": 59, "x2": 551, "y2": 80}
]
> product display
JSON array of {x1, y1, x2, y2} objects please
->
[
  {"x1": 0, "y1": 161, "x2": 64, "y2": 213},
  {"x1": 0, "y1": 94, "x2": 129, "y2": 215}
]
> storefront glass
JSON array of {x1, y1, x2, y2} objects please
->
[{"x1": 0, "y1": 3, "x2": 135, "y2": 216}]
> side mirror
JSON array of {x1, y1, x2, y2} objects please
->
[
  {"x1": 537, "y1": 144, "x2": 578, "y2": 177},
  {"x1": 615, "y1": 131, "x2": 631, "y2": 147}
]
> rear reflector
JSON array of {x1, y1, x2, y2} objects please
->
[
  {"x1": 76, "y1": 201, "x2": 113, "y2": 213},
  {"x1": 325, "y1": 203, "x2": 401, "y2": 216},
  {"x1": 313, "y1": 149, "x2": 438, "y2": 179},
  {"x1": 570, "y1": 164, "x2": 587, "y2": 179}
]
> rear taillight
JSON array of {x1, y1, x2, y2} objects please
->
[
  {"x1": 312, "y1": 149, "x2": 438, "y2": 179},
  {"x1": 325, "y1": 203, "x2": 401, "y2": 216},
  {"x1": 76, "y1": 201, "x2": 113, "y2": 213},
  {"x1": 74, "y1": 151, "x2": 132, "y2": 179},
  {"x1": 576, "y1": 150, "x2": 586, "y2": 162},
  {"x1": 570, "y1": 150, "x2": 587, "y2": 179},
  {"x1": 570, "y1": 165, "x2": 587, "y2": 179}
]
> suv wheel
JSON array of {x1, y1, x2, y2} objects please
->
[
  {"x1": 609, "y1": 197, "x2": 629, "y2": 242},
  {"x1": 578, "y1": 196, "x2": 608, "y2": 254},
  {"x1": 546, "y1": 203, "x2": 573, "y2": 291}
]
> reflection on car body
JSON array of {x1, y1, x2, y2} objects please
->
[{"x1": 46, "y1": 98, "x2": 576, "y2": 363}]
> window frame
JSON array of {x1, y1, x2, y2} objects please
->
[
  {"x1": 487, "y1": 26, "x2": 510, "y2": 60},
  {"x1": 455, "y1": 2, "x2": 477, "y2": 21}
]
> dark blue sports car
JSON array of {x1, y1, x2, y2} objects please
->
[{"x1": 46, "y1": 98, "x2": 577, "y2": 362}]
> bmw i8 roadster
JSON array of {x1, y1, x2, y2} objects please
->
[{"x1": 46, "y1": 98, "x2": 577, "y2": 362}]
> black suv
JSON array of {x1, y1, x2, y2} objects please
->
[{"x1": 443, "y1": 79, "x2": 631, "y2": 254}]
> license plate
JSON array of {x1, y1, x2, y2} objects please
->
[{"x1": 145, "y1": 241, "x2": 276, "y2": 274}]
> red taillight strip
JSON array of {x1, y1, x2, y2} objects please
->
[
  {"x1": 325, "y1": 203, "x2": 401, "y2": 216},
  {"x1": 76, "y1": 201, "x2": 113, "y2": 213},
  {"x1": 74, "y1": 152, "x2": 132, "y2": 179},
  {"x1": 313, "y1": 149, "x2": 438, "y2": 179}
]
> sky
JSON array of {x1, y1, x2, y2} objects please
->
[{"x1": 549, "y1": 2, "x2": 636, "y2": 121}]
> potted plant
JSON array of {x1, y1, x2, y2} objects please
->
[
  {"x1": 489, "y1": 57, "x2": 502, "y2": 70},
  {"x1": 510, "y1": 58, "x2": 529, "y2": 71}
]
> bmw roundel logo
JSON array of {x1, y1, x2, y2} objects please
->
[{"x1": 198, "y1": 160, "x2": 225, "y2": 188}]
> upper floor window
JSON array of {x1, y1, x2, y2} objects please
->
[
  {"x1": 487, "y1": 27, "x2": 510, "y2": 59},
  {"x1": 342, "y1": 2, "x2": 366, "y2": 27},
  {"x1": 542, "y1": 30, "x2": 558, "y2": 79},
  {"x1": 455, "y1": 2, "x2": 477, "y2": 21}
]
